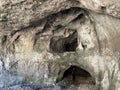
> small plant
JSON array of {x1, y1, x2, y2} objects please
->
[
  {"x1": 33, "y1": 0, "x2": 39, "y2": 3},
  {"x1": 33, "y1": 0, "x2": 47, "y2": 4}
]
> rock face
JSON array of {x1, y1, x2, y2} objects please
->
[{"x1": 0, "y1": 0, "x2": 120, "y2": 90}]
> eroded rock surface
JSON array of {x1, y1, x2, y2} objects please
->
[{"x1": 0, "y1": 0, "x2": 120, "y2": 90}]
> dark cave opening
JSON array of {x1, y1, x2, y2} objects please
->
[
  {"x1": 61, "y1": 66, "x2": 95, "y2": 85},
  {"x1": 49, "y1": 31, "x2": 78, "y2": 53},
  {"x1": 64, "y1": 31, "x2": 78, "y2": 52}
]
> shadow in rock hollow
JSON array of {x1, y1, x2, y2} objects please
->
[{"x1": 56, "y1": 66, "x2": 95, "y2": 90}]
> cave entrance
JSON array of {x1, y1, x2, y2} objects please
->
[
  {"x1": 49, "y1": 31, "x2": 78, "y2": 53},
  {"x1": 60, "y1": 66, "x2": 95, "y2": 86}
]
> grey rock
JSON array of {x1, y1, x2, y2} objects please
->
[{"x1": 0, "y1": 0, "x2": 120, "y2": 90}]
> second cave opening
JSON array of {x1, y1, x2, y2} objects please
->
[{"x1": 49, "y1": 31, "x2": 78, "y2": 53}]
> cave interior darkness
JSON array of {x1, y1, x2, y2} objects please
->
[
  {"x1": 61, "y1": 66, "x2": 95, "y2": 85},
  {"x1": 49, "y1": 31, "x2": 78, "y2": 53}
]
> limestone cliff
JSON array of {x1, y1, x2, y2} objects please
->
[{"x1": 0, "y1": 0, "x2": 120, "y2": 90}]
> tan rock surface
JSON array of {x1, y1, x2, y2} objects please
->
[{"x1": 0, "y1": 0, "x2": 120, "y2": 90}]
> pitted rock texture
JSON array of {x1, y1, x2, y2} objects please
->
[{"x1": 0, "y1": 0, "x2": 120, "y2": 90}]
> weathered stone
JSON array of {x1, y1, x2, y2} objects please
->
[{"x1": 0, "y1": 0, "x2": 120, "y2": 90}]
